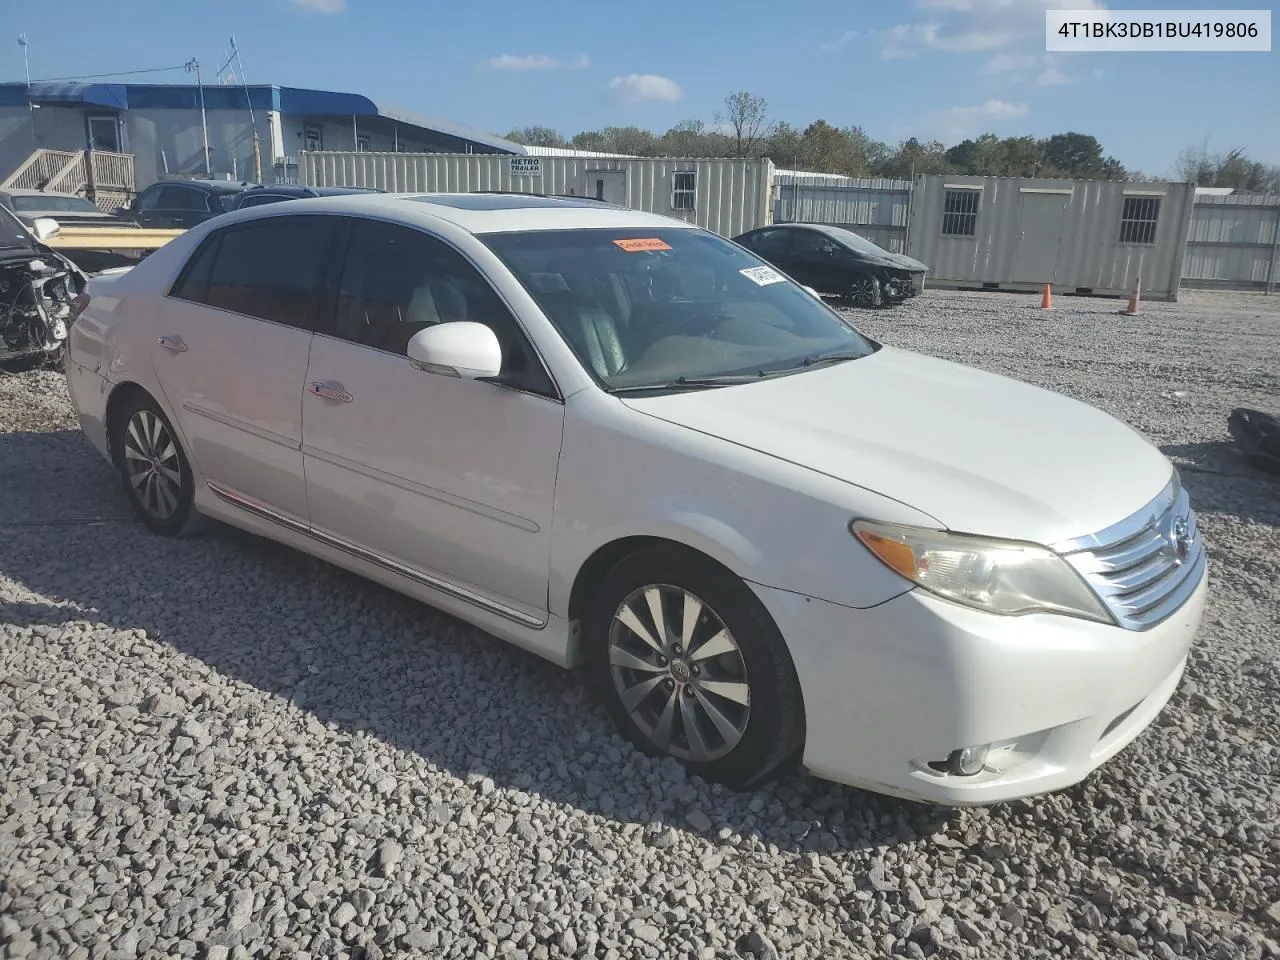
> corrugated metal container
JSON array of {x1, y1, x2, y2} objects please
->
[
  {"x1": 1182, "y1": 193, "x2": 1280, "y2": 291},
  {"x1": 300, "y1": 151, "x2": 775, "y2": 237},
  {"x1": 907, "y1": 175, "x2": 1196, "y2": 301},
  {"x1": 773, "y1": 176, "x2": 913, "y2": 253}
]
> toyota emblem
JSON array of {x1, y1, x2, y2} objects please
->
[{"x1": 1169, "y1": 515, "x2": 1192, "y2": 561}]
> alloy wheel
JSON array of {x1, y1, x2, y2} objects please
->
[
  {"x1": 121, "y1": 409, "x2": 184, "y2": 521},
  {"x1": 848, "y1": 278, "x2": 879, "y2": 307},
  {"x1": 607, "y1": 584, "x2": 751, "y2": 763}
]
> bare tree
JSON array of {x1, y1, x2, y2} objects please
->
[{"x1": 716, "y1": 91, "x2": 773, "y2": 159}]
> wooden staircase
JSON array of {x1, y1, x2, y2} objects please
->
[{"x1": 2, "y1": 148, "x2": 137, "y2": 210}]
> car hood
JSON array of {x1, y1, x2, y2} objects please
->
[
  {"x1": 853, "y1": 249, "x2": 929, "y2": 273},
  {"x1": 20, "y1": 211, "x2": 129, "y2": 226},
  {"x1": 620, "y1": 345, "x2": 1172, "y2": 546}
]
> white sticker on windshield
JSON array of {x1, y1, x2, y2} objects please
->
[{"x1": 739, "y1": 265, "x2": 786, "y2": 286}]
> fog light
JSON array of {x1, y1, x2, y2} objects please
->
[{"x1": 947, "y1": 745, "x2": 990, "y2": 776}]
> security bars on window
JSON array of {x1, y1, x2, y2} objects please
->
[
  {"x1": 1119, "y1": 197, "x2": 1160, "y2": 245},
  {"x1": 672, "y1": 172, "x2": 696, "y2": 211},
  {"x1": 941, "y1": 189, "x2": 979, "y2": 237}
]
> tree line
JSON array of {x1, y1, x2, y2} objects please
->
[{"x1": 506, "y1": 91, "x2": 1280, "y2": 193}]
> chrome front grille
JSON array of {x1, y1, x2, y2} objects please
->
[{"x1": 1053, "y1": 473, "x2": 1207, "y2": 631}]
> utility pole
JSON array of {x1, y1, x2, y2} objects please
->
[
  {"x1": 18, "y1": 34, "x2": 35, "y2": 143},
  {"x1": 229, "y1": 35, "x2": 262, "y2": 182},
  {"x1": 186, "y1": 58, "x2": 211, "y2": 175}
]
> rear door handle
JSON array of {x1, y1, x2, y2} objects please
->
[
  {"x1": 309, "y1": 381, "x2": 353, "y2": 403},
  {"x1": 157, "y1": 335, "x2": 188, "y2": 353}
]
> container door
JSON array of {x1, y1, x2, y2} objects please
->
[{"x1": 1012, "y1": 192, "x2": 1069, "y2": 285}]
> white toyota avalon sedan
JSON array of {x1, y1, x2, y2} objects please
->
[{"x1": 63, "y1": 192, "x2": 1207, "y2": 806}]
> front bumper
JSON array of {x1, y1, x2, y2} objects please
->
[{"x1": 750, "y1": 563, "x2": 1207, "y2": 806}]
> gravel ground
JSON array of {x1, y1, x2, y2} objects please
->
[{"x1": 2, "y1": 288, "x2": 1279, "y2": 960}]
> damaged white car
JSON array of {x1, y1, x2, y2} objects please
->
[{"x1": 0, "y1": 204, "x2": 86, "y2": 369}]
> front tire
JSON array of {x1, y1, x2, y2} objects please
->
[
  {"x1": 845, "y1": 276, "x2": 882, "y2": 308},
  {"x1": 586, "y1": 546, "x2": 805, "y2": 790},
  {"x1": 112, "y1": 392, "x2": 201, "y2": 537}
]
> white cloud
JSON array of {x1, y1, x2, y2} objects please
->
[
  {"x1": 1036, "y1": 63, "x2": 1071, "y2": 85},
  {"x1": 485, "y1": 53, "x2": 591, "y2": 71},
  {"x1": 874, "y1": 0, "x2": 1106, "y2": 58},
  {"x1": 607, "y1": 73, "x2": 682, "y2": 105},
  {"x1": 902, "y1": 99, "x2": 1029, "y2": 142},
  {"x1": 984, "y1": 51, "x2": 1038, "y2": 73},
  {"x1": 822, "y1": 30, "x2": 859, "y2": 51},
  {"x1": 292, "y1": 0, "x2": 344, "y2": 11},
  {"x1": 984, "y1": 51, "x2": 1075, "y2": 84}
]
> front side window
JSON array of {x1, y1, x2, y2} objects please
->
[
  {"x1": 170, "y1": 215, "x2": 336, "y2": 328},
  {"x1": 481, "y1": 228, "x2": 878, "y2": 392},
  {"x1": 328, "y1": 220, "x2": 555, "y2": 395},
  {"x1": 132, "y1": 186, "x2": 163, "y2": 212},
  {"x1": 793, "y1": 230, "x2": 842, "y2": 259}
]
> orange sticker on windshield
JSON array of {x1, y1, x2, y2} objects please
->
[{"x1": 613, "y1": 238, "x2": 672, "y2": 252}]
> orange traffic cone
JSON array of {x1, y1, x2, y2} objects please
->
[
  {"x1": 1123, "y1": 276, "x2": 1141, "y2": 315},
  {"x1": 1040, "y1": 283, "x2": 1053, "y2": 309}
]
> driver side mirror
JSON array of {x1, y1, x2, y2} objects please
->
[
  {"x1": 407, "y1": 321, "x2": 503, "y2": 380},
  {"x1": 31, "y1": 217, "x2": 61, "y2": 242}
]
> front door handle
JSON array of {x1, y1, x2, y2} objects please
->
[
  {"x1": 157, "y1": 335, "x2": 188, "y2": 353},
  {"x1": 309, "y1": 381, "x2": 353, "y2": 403}
]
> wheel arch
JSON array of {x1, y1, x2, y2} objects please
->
[
  {"x1": 567, "y1": 535, "x2": 744, "y2": 630},
  {"x1": 103, "y1": 380, "x2": 152, "y2": 466},
  {"x1": 569, "y1": 533, "x2": 809, "y2": 782}
]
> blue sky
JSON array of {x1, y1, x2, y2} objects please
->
[{"x1": 6, "y1": 0, "x2": 1277, "y2": 173}]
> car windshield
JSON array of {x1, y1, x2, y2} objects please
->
[
  {"x1": 481, "y1": 227, "x2": 877, "y2": 391},
  {"x1": 824, "y1": 227, "x2": 888, "y2": 256},
  {"x1": 0, "y1": 205, "x2": 32, "y2": 249},
  {"x1": 10, "y1": 195, "x2": 101, "y2": 214}
]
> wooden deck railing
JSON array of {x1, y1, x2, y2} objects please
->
[{"x1": 1, "y1": 148, "x2": 136, "y2": 208}]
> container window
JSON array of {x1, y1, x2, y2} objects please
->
[
  {"x1": 1119, "y1": 197, "x2": 1160, "y2": 244},
  {"x1": 673, "y1": 171, "x2": 696, "y2": 211},
  {"x1": 941, "y1": 189, "x2": 979, "y2": 237}
]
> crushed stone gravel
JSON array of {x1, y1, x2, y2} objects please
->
[{"x1": 1, "y1": 288, "x2": 1278, "y2": 959}]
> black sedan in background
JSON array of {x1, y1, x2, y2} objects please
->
[
  {"x1": 732, "y1": 223, "x2": 929, "y2": 308},
  {"x1": 225, "y1": 184, "x2": 384, "y2": 211},
  {"x1": 119, "y1": 179, "x2": 260, "y2": 229}
]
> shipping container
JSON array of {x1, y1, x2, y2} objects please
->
[
  {"x1": 906, "y1": 175, "x2": 1196, "y2": 302},
  {"x1": 772, "y1": 175, "x2": 913, "y2": 253},
  {"x1": 300, "y1": 151, "x2": 775, "y2": 238},
  {"x1": 1182, "y1": 193, "x2": 1280, "y2": 292}
]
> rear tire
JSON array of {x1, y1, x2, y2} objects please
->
[
  {"x1": 111, "y1": 391, "x2": 204, "y2": 537},
  {"x1": 585, "y1": 545, "x2": 805, "y2": 790}
]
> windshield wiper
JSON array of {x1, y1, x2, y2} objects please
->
[
  {"x1": 770, "y1": 351, "x2": 866, "y2": 374},
  {"x1": 610, "y1": 373, "x2": 767, "y2": 394}
]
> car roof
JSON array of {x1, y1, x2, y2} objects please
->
[
  {"x1": 1, "y1": 188, "x2": 90, "y2": 199},
  {"x1": 242, "y1": 185, "x2": 382, "y2": 196},
  {"x1": 154, "y1": 179, "x2": 259, "y2": 193},
  {"x1": 220, "y1": 191, "x2": 704, "y2": 236}
]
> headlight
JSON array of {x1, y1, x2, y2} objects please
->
[{"x1": 850, "y1": 520, "x2": 1114, "y2": 624}]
